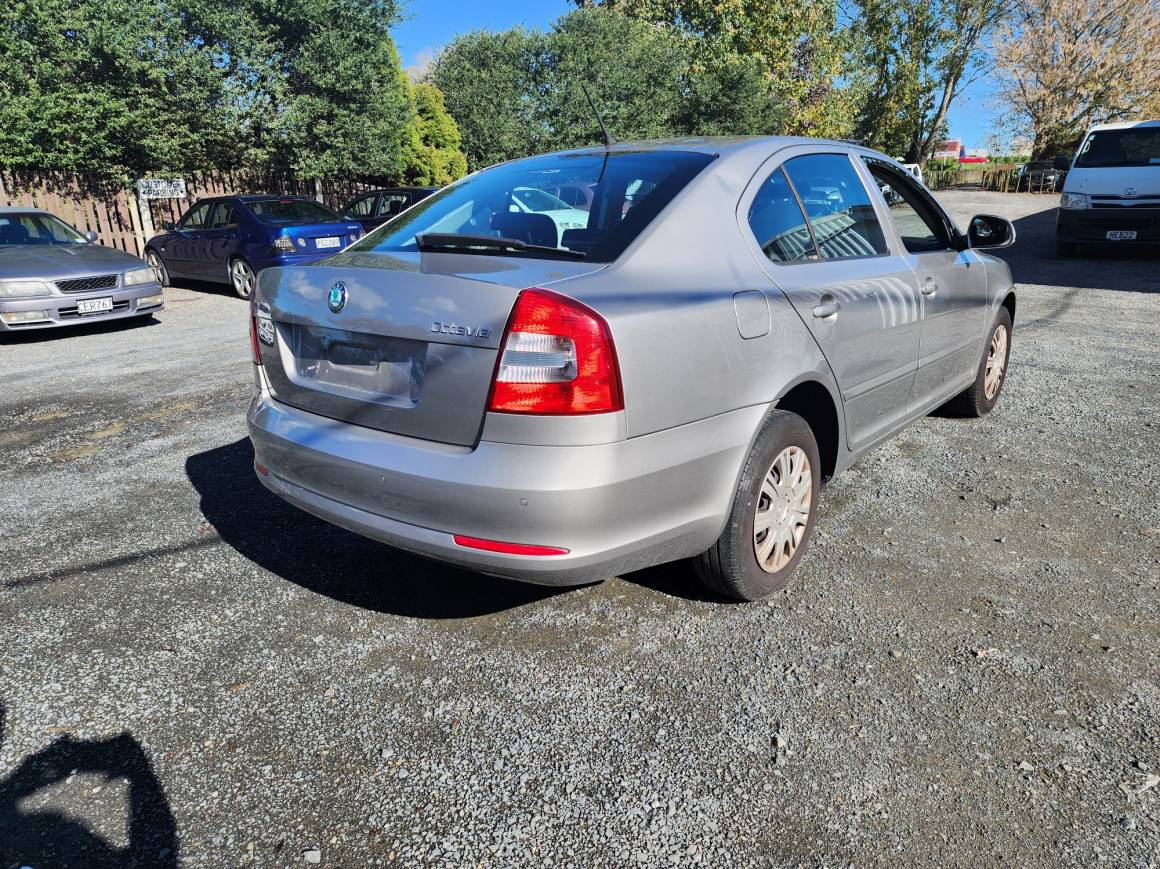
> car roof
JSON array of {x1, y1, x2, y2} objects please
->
[
  {"x1": 1086, "y1": 120, "x2": 1160, "y2": 132},
  {"x1": 350, "y1": 187, "x2": 438, "y2": 196},
  {"x1": 547, "y1": 135, "x2": 857, "y2": 159},
  {"x1": 0, "y1": 206, "x2": 52, "y2": 215}
]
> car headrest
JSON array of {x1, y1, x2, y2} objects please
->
[
  {"x1": 491, "y1": 212, "x2": 558, "y2": 248},
  {"x1": 0, "y1": 221, "x2": 31, "y2": 244}
]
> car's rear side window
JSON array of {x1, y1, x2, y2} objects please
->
[
  {"x1": 782, "y1": 154, "x2": 888, "y2": 259},
  {"x1": 747, "y1": 169, "x2": 817, "y2": 263}
]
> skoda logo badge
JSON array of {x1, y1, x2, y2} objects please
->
[
  {"x1": 328, "y1": 281, "x2": 348, "y2": 314},
  {"x1": 1124, "y1": 186, "x2": 1138, "y2": 197}
]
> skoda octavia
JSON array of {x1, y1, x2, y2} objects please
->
[{"x1": 247, "y1": 138, "x2": 1017, "y2": 600}]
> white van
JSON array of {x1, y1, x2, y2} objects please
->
[{"x1": 1055, "y1": 120, "x2": 1160, "y2": 256}]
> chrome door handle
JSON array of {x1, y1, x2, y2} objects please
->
[
  {"x1": 812, "y1": 301, "x2": 840, "y2": 319},
  {"x1": 920, "y1": 278, "x2": 938, "y2": 296}
]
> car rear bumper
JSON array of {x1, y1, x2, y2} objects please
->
[
  {"x1": 1056, "y1": 207, "x2": 1160, "y2": 245},
  {"x1": 247, "y1": 393, "x2": 766, "y2": 586},
  {"x1": 0, "y1": 283, "x2": 164, "y2": 331}
]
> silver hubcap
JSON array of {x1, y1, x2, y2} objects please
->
[
  {"x1": 985, "y1": 324, "x2": 1008, "y2": 399},
  {"x1": 232, "y1": 261, "x2": 253, "y2": 297},
  {"x1": 753, "y1": 446, "x2": 812, "y2": 573},
  {"x1": 148, "y1": 253, "x2": 163, "y2": 283}
]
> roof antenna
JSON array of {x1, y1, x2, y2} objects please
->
[{"x1": 580, "y1": 83, "x2": 615, "y2": 149}]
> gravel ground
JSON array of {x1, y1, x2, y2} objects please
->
[{"x1": 1, "y1": 191, "x2": 1157, "y2": 868}]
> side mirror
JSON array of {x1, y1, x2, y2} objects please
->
[
  {"x1": 162, "y1": 221, "x2": 177, "y2": 232},
  {"x1": 83, "y1": 230, "x2": 98, "y2": 243},
  {"x1": 1053, "y1": 155, "x2": 1070, "y2": 171},
  {"x1": 967, "y1": 214, "x2": 1015, "y2": 250}
]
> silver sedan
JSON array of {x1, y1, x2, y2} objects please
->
[
  {"x1": 247, "y1": 137, "x2": 1016, "y2": 600},
  {"x1": 0, "y1": 208, "x2": 164, "y2": 331}
]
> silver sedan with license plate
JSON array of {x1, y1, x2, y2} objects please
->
[
  {"x1": 0, "y1": 207, "x2": 164, "y2": 331},
  {"x1": 248, "y1": 136, "x2": 1018, "y2": 601}
]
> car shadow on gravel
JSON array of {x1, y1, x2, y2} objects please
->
[
  {"x1": 0, "y1": 314, "x2": 160, "y2": 345},
  {"x1": 1005, "y1": 207, "x2": 1160, "y2": 294},
  {"x1": 185, "y1": 438, "x2": 570, "y2": 618},
  {"x1": 0, "y1": 700, "x2": 179, "y2": 868}
]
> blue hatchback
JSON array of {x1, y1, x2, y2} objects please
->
[{"x1": 144, "y1": 195, "x2": 362, "y2": 298}]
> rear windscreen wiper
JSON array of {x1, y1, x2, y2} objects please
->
[{"x1": 415, "y1": 232, "x2": 586, "y2": 260}]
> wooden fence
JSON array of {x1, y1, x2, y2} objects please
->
[
  {"x1": 0, "y1": 172, "x2": 382, "y2": 259},
  {"x1": 924, "y1": 163, "x2": 1062, "y2": 195}
]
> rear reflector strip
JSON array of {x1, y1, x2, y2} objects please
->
[{"x1": 453, "y1": 535, "x2": 569, "y2": 556}]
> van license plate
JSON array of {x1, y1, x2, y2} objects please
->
[
  {"x1": 1106, "y1": 230, "x2": 1137, "y2": 240},
  {"x1": 76, "y1": 297, "x2": 113, "y2": 315},
  {"x1": 316, "y1": 237, "x2": 341, "y2": 249}
]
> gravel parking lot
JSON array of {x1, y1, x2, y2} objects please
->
[{"x1": 1, "y1": 191, "x2": 1158, "y2": 867}]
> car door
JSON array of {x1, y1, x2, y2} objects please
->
[
  {"x1": 164, "y1": 201, "x2": 213, "y2": 277},
  {"x1": 742, "y1": 149, "x2": 923, "y2": 451},
  {"x1": 860, "y1": 156, "x2": 987, "y2": 413},
  {"x1": 201, "y1": 200, "x2": 241, "y2": 282}
]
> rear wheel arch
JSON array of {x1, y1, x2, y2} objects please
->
[{"x1": 774, "y1": 380, "x2": 841, "y2": 483}]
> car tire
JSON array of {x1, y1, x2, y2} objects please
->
[
  {"x1": 695, "y1": 411, "x2": 821, "y2": 601},
  {"x1": 1056, "y1": 240, "x2": 1076, "y2": 257},
  {"x1": 146, "y1": 249, "x2": 170, "y2": 287},
  {"x1": 230, "y1": 258, "x2": 256, "y2": 299},
  {"x1": 944, "y1": 307, "x2": 1013, "y2": 418}
]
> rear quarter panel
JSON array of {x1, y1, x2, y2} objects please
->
[{"x1": 557, "y1": 146, "x2": 841, "y2": 440}]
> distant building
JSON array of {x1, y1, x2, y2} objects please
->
[
  {"x1": 965, "y1": 148, "x2": 990, "y2": 159},
  {"x1": 934, "y1": 138, "x2": 964, "y2": 160}
]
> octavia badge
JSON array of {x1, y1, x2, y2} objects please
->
[{"x1": 328, "y1": 281, "x2": 348, "y2": 314}]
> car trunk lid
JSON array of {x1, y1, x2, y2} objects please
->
[{"x1": 254, "y1": 252, "x2": 604, "y2": 446}]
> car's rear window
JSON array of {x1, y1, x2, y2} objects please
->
[
  {"x1": 348, "y1": 149, "x2": 716, "y2": 262},
  {"x1": 249, "y1": 199, "x2": 344, "y2": 226}
]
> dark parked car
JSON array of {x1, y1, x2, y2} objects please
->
[
  {"x1": 1014, "y1": 160, "x2": 1063, "y2": 192},
  {"x1": 340, "y1": 187, "x2": 438, "y2": 233},
  {"x1": 145, "y1": 195, "x2": 362, "y2": 298}
]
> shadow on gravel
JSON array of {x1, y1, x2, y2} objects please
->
[
  {"x1": 1005, "y1": 207, "x2": 1160, "y2": 294},
  {"x1": 0, "y1": 314, "x2": 159, "y2": 345},
  {"x1": 186, "y1": 438, "x2": 569, "y2": 618},
  {"x1": 0, "y1": 700, "x2": 179, "y2": 868}
]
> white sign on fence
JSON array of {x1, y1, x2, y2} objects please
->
[{"x1": 136, "y1": 178, "x2": 187, "y2": 199}]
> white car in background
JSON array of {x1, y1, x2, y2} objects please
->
[{"x1": 511, "y1": 187, "x2": 589, "y2": 241}]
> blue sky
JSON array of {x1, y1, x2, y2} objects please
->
[{"x1": 393, "y1": 0, "x2": 997, "y2": 149}]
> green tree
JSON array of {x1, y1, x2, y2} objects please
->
[
  {"x1": 221, "y1": 0, "x2": 416, "y2": 181},
  {"x1": 406, "y1": 83, "x2": 468, "y2": 186},
  {"x1": 431, "y1": 7, "x2": 782, "y2": 169},
  {"x1": 851, "y1": 0, "x2": 1007, "y2": 162},
  {"x1": 0, "y1": 0, "x2": 232, "y2": 183},
  {"x1": 575, "y1": 0, "x2": 850, "y2": 137},
  {"x1": 428, "y1": 28, "x2": 549, "y2": 170}
]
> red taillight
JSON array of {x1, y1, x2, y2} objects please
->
[
  {"x1": 488, "y1": 288, "x2": 622, "y2": 415},
  {"x1": 249, "y1": 314, "x2": 262, "y2": 365},
  {"x1": 453, "y1": 535, "x2": 569, "y2": 556}
]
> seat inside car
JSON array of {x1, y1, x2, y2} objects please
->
[{"x1": 491, "y1": 212, "x2": 558, "y2": 247}]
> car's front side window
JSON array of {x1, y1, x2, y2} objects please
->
[
  {"x1": 862, "y1": 157, "x2": 952, "y2": 254},
  {"x1": 747, "y1": 168, "x2": 817, "y2": 263},
  {"x1": 782, "y1": 154, "x2": 888, "y2": 260}
]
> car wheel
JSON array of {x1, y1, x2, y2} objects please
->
[
  {"x1": 146, "y1": 250, "x2": 169, "y2": 287},
  {"x1": 695, "y1": 411, "x2": 821, "y2": 601},
  {"x1": 1056, "y1": 241, "x2": 1076, "y2": 257},
  {"x1": 230, "y1": 258, "x2": 256, "y2": 299},
  {"x1": 944, "y1": 307, "x2": 1013, "y2": 418}
]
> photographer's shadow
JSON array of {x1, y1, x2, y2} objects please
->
[
  {"x1": 185, "y1": 438, "x2": 567, "y2": 618},
  {"x1": 0, "y1": 702, "x2": 178, "y2": 868}
]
